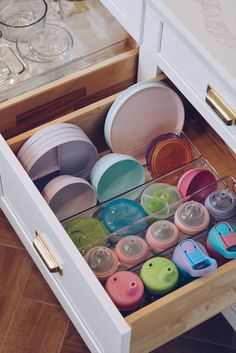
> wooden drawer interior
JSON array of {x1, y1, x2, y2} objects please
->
[
  {"x1": 6, "y1": 87, "x2": 236, "y2": 353},
  {"x1": 1, "y1": 38, "x2": 138, "y2": 140}
]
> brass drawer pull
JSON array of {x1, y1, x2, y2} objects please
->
[
  {"x1": 206, "y1": 86, "x2": 235, "y2": 125},
  {"x1": 33, "y1": 232, "x2": 63, "y2": 275}
]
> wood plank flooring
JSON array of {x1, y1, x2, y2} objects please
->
[{"x1": 0, "y1": 111, "x2": 236, "y2": 353}]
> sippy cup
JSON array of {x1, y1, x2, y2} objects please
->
[
  {"x1": 115, "y1": 236, "x2": 149, "y2": 267},
  {"x1": 204, "y1": 189, "x2": 236, "y2": 221},
  {"x1": 172, "y1": 239, "x2": 217, "y2": 281},
  {"x1": 146, "y1": 220, "x2": 180, "y2": 253},
  {"x1": 140, "y1": 257, "x2": 179, "y2": 297},
  {"x1": 84, "y1": 246, "x2": 119, "y2": 282},
  {"x1": 105, "y1": 271, "x2": 144, "y2": 311},
  {"x1": 174, "y1": 201, "x2": 210, "y2": 234},
  {"x1": 64, "y1": 216, "x2": 108, "y2": 255},
  {"x1": 207, "y1": 222, "x2": 236, "y2": 265}
]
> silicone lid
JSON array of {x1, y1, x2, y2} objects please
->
[
  {"x1": 42, "y1": 175, "x2": 97, "y2": 222},
  {"x1": 100, "y1": 199, "x2": 147, "y2": 238},
  {"x1": 85, "y1": 246, "x2": 119, "y2": 282},
  {"x1": 150, "y1": 138, "x2": 193, "y2": 177},
  {"x1": 140, "y1": 183, "x2": 182, "y2": 219},
  {"x1": 104, "y1": 81, "x2": 185, "y2": 160},
  {"x1": 177, "y1": 168, "x2": 217, "y2": 202},
  {"x1": 140, "y1": 257, "x2": 179, "y2": 296},
  {"x1": 174, "y1": 201, "x2": 210, "y2": 235},
  {"x1": 64, "y1": 216, "x2": 108, "y2": 255},
  {"x1": 105, "y1": 271, "x2": 144, "y2": 311},
  {"x1": 204, "y1": 189, "x2": 236, "y2": 219},
  {"x1": 145, "y1": 133, "x2": 177, "y2": 170},
  {"x1": 115, "y1": 236, "x2": 149, "y2": 266},
  {"x1": 146, "y1": 220, "x2": 180, "y2": 251}
]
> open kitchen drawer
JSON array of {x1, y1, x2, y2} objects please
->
[
  {"x1": 0, "y1": 87, "x2": 236, "y2": 353},
  {"x1": 0, "y1": 37, "x2": 138, "y2": 140}
]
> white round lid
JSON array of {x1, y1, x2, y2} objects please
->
[
  {"x1": 42, "y1": 175, "x2": 97, "y2": 221},
  {"x1": 104, "y1": 81, "x2": 185, "y2": 160}
]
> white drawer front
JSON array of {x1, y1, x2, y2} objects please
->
[
  {"x1": 140, "y1": 1, "x2": 236, "y2": 152},
  {"x1": 100, "y1": 0, "x2": 144, "y2": 42},
  {"x1": 0, "y1": 135, "x2": 131, "y2": 353}
]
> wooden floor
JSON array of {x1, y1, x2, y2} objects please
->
[{"x1": 0, "y1": 111, "x2": 236, "y2": 353}]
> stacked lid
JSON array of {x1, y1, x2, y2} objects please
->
[{"x1": 104, "y1": 81, "x2": 185, "y2": 162}]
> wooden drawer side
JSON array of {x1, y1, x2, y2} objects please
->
[{"x1": 127, "y1": 260, "x2": 236, "y2": 353}]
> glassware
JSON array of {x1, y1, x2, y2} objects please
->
[
  {"x1": 16, "y1": 23, "x2": 73, "y2": 63},
  {"x1": 0, "y1": 0, "x2": 47, "y2": 42}
]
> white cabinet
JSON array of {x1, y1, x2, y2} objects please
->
[
  {"x1": 100, "y1": 0, "x2": 144, "y2": 43},
  {"x1": 138, "y1": 0, "x2": 236, "y2": 153}
]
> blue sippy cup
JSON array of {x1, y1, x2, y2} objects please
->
[{"x1": 207, "y1": 222, "x2": 236, "y2": 265}]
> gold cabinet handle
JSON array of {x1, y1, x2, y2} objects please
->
[
  {"x1": 33, "y1": 232, "x2": 63, "y2": 275},
  {"x1": 206, "y1": 86, "x2": 235, "y2": 125}
]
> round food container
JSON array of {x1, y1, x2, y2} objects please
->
[
  {"x1": 174, "y1": 201, "x2": 210, "y2": 235},
  {"x1": 64, "y1": 216, "x2": 108, "y2": 254},
  {"x1": 146, "y1": 220, "x2": 180, "y2": 253},
  {"x1": 177, "y1": 168, "x2": 217, "y2": 202},
  {"x1": 90, "y1": 153, "x2": 145, "y2": 203},
  {"x1": 140, "y1": 257, "x2": 179, "y2": 297},
  {"x1": 115, "y1": 236, "x2": 149, "y2": 266},
  {"x1": 104, "y1": 81, "x2": 185, "y2": 161},
  {"x1": 100, "y1": 199, "x2": 148, "y2": 241},
  {"x1": 140, "y1": 183, "x2": 182, "y2": 219},
  {"x1": 105, "y1": 271, "x2": 144, "y2": 311},
  {"x1": 42, "y1": 175, "x2": 97, "y2": 221},
  {"x1": 84, "y1": 246, "x2": 119, "y2": 282}
]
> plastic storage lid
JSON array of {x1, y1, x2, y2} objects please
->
[
  {"x1": 115, "y1": 236, "x2": 149, "y2": 266},
  {"x1": 64, "y1": 216, "x2": 108, "y2": 255},
  {"x1": 140, "y1": 183, "x2": 182, "y2": 219},
  {"x1": 104, "y1": 81, "x2": 185, "y2": 160},
  {"x1": 42, "y1": 175, "x2": 97, "y2": 222},
  {"x1": 174, "y1": 201, "x2": 210, "y2": 235},
  {"x1": 105, "y1": 271, "x2": 144, "y2": 311},
  {"x1": 146, "y1": 220, "x2": 180, "y2": 251},
  {"x1": 84, "y1": 246, "x2": 119, "y2": 282},
  {"x1": 149, "y1": 138, "x2": 193, "y2": 177},
  {"x1": 100, "y1": 199, "x2": 147, "y2": 238},
  {"x1": 204, "y1": 189, "x2": 236, "y2": 219}
]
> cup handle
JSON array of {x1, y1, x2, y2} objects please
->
[{"x1": 0, "y1": 44, "x2": 27, "y2": 75}]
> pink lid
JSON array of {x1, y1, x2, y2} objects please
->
[
  {"x1": 146, "y1": 220, "x2": 180, "y2": 251},
  {"x1": 114, "y1": 236, "x2": 149, "y2": 266},
  {"x1": 105, "y1": 271, "x2": 144, "y2": 311}
]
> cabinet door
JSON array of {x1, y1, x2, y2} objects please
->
[{"x1": 100, "y1": 0, "x2": 144, "y2": 42}]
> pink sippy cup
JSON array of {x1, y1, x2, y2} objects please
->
[
  {"x1": 85, "y1": 246, "x2": 119, "y2": 282},
  {"x1": 105, "y1": 271, "x2": 144, "y2": 311},
  {"x1": 146, "y1": 220, "x2": 180, "y2": 253},
  {"x1": 115, "y1": 236, "x2": 149, "y2": 267},
  {"x1": 174, "y1": 201, "x2": 210, "y2": 235}
]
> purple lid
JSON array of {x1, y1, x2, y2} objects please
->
[{"x1": 204, "y1": 189, "x2": 236, "y2": 220}]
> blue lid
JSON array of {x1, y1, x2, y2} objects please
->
[{"x1": 100, "y1": 199, "x2": 147, "y2": 240}]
